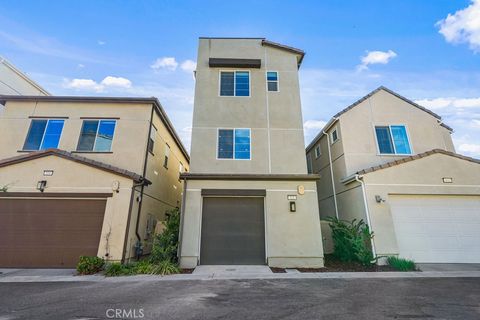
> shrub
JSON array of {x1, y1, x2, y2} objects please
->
[
  {"x1": 104, "y1": 262, "x2": 135, "y2": 277},
  {"x1": 326, "y1": 217, "x2": 374, "y2": 266},
  {"x1": 134, "y1": 260, "x2": 155, "y2": 274},
  {"x1": 149, "y1": 260, "x2": 180, "y2": 275},
  {"x1": 150, "y1": 208, "x2": 180, "y2": 264},
  {"x1": 387, "y1": 256, "x2": 416, "y2": 271},
  {"x1": 76, "y1": 256, "x2": 105, "y2": 275}
]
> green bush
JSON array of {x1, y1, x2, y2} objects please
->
[
  {"x1": 387, "y1": 256, "x2": 417, "y2": 271},
  {"x1": 149, "y1": 260, "x2": 180, "y2": 275},
  {"x1": 150, "y1": 208, "x2": 180, "y2": 264},
  {"x1": 76, "y1": 256, "x2": 105, "y2": 275},
  {"x1": 326, "y1": 217, "x2": 374, "y2": 266},
  {"x1": 104, "y1": 262, "x2": 136, "y2": 277}
]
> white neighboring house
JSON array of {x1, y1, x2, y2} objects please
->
[{"x1": 0, "y1": 56, "x2": 50, "y2": 112}]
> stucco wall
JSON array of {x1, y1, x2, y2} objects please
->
[
  {"x1": 179, "y1": 179, "x2": 324, "y2": 268},
  {"x1": 0, "y1": 155, "x2": 134, "y2": 262},
  {"x1": 189, "y1": 38, "x2": 307, "y2": 174}
]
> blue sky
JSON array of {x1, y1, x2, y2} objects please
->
[{"x1": 1, "y1": 0, "x2": 480, "y2": 157}]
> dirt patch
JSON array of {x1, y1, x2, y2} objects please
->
[
  {"x1": 298, "y1": 255, "x2": 396, "y2": 272},
  {"x1": 270, "y1": 267, "x2": 287, "y2": 273}
]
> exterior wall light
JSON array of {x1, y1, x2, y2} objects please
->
[
  {"x1": 36, "y1": 180, "x2": 47, "y2": 192},
  {"x1": 375, "y1": 195, "x2": 385, "y2": 203},
  {"x1": 289, "y1": 201, "x2": 296, "y2": 212}
]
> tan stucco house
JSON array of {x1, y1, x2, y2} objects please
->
[
  {"x1": 179, "y1": 38, "x2": 324, "y2": 268},
  {"x1": 0, "y1": 95, "x2": 189, "y2": 267},
  {"x1": 306, "y1": 87, "x2": 480, "y2": 263}
]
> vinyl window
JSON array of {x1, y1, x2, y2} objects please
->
[
  {"x1": 314, "y1": 145, "x2": 321, "y2": 158},
  {"x1": 375, "y1": 125, "x2": 412, "y2": 155},
  {"x1": 267, "y1": 71, "x2": 279, "y2": 92},
  {"x1": 23, "y1": 119, "x2": 64, "y2": 151},
  {"x1": 220, "y1": 71, "x2": 250, "y2": 96},
  {"x1": 77, "y1": 120, "x2": 116, "y2": 152},
  {"x1": 217, "y1": 128, "x2": 251, "y2": 160}
]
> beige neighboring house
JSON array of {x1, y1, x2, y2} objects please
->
[
  {"x1": 306, "y1": 86, "x2": 480, "y2": 264},
  {"x1": 0, "y1": 56, "x2": 50, "y2": 96},
  {"x1": 0, "y1": 95, "x2": 189, "y2": 268},
  {"x1": 179, "y1": 38, "x2": 324, "y2": 268}
]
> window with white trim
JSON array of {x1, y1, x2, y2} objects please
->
[
  {"x1": 23, "y1": 119, "x2": 65, "y2": 151},
  {"x1": 77, "y1": 120, "x2": 116, "y2": 152},
  {"x1": 314, "y1": 145, "x2": 321, "y2": 158},
  {"x1": 220, "y1": 71, "x2": 250, "y2": 96},
  {"x1": 330, "y1": 127, "x2": 339, "y2": 144},
  {"x1": 163, "y1": 144, "x2": 170, "y2": 168},
  {"x1": 375, "y1": 125, "x2": 412, "y2": 155},
  {"x1": 267, "y1": 71, "x2": 278, "y2": 92},
  {"x1": 217, "y1": 128, "x2": 251, "y2": 159},
  {"x1": 148, "y1": 125, "x2": 157, "y2": 153}
]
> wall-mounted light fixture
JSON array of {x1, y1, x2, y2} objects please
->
[
  {"x1": 289, "y1": 201, "x2": 296, "y2": 212},
  {"x1": 36, "y1": 180, "x2": 47, "y2": 192},
  {"x1": 375, "y1": 195, "x2": 385, "y2": 203}
]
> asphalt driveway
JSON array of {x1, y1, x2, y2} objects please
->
[{"x1": 1, "y1": 277, "x2": 479, "y2": 319}]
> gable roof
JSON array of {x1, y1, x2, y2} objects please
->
[
  {"x1": 306, "y1": 86, "x2": 453, "y2": 153},
  {"x1": 356, "y1": 149, "x2": 480, "y2": 175},
  {"x1": 0, "y1": 56, "x2": 50, "y2": 96},
  {"x1": 0, "y1": 148, "x2": 151, "y2": 184},
  {"x1": 0, "y1": 95, "x2": 190, "y2": 162},
  {"x1": 261, "y1": 40, "x2": 305, "y2": 66}
]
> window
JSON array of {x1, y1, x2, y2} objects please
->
[
  {"x1": 23, "y1": 119, "x2": 64, "y2": 151},
  {"x1": 220, "y1": 71, "x2": 250, "y2": 96},
  {"x1": 330, "y1": 127, "x2": 339, "y2": 144},
  {"x1": 267, "y1": 71, "x2": 279, "y2": 92},
  {"x1": 77, "y1": 120, "x2": 116, "y2": 152},
  {"x1": 148, "y1": 126, "x2": 157, "y2": 154},
  {"x1": 375, "y1": 125, "x2": 412, "y2": 155},
  {"x1": 306, "y1": 154, "x2": 313, "y2": 174},
  {"x1": 217, "y1": 128, "x2": 251, "y2": 160},
  {"x1": 164, "y1": 144, "x2": 170, "y2": 169},
  {"x1": 314, "y1": 145, "x2": 321, "y2": 158}
]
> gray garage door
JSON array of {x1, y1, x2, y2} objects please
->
[{"x1": 200, "y1": 197, "x2": 265, "y2": 265}]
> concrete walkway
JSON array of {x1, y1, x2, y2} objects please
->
[
  {"x1": 2, "y1": 267, "x2": 480, "y2": 282},
  {"x1": 417, "y1": 263, "x2": 480, "y2": 271}
]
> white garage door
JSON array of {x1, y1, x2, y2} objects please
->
[{"x1": 390, "y1": 195, "x2": 480, "y2": 263}]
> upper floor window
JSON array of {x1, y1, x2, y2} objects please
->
[
  {"x1": 218, "y1": 128, "x2": 251, "y2": 160},
  {"x1": 306, "y1": 154, "x2": 313, "y2": 174},
  {"x1": 375, "y1": 125, "x2": 412, "y2": 155},
  {"x1": 330, "y1": 127, "x2": 339, "y2": 144},
  {"x1": 164, "y1": 144, "x2": 170, "y2": 169},
  {"x1": 220, "y1": 71, "x2": 250, "y2": 96},
  {"x1": 148, "y1": 125, "x2": 157, "y2": 154},
  {"x1": 77, "y1": 120, "x2": 116, "y2": 152},
  {"x1": 267, "y1": 71, "x2": 279, "y2": 92},
  {"x1": 314, "y1": 145, "x2": 321, "y2": 158},
  {"x1": 23, "y1": 119, "x2": 64, "y2": 151}
]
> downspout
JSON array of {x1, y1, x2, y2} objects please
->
[
  {"x1": 177, "y1": 178, "x2": 187, "y2": 260},
  {"x1": 355, "y1": 174, "x2": 377, "y2": 258},
  {"x1": 134, "y1": 105, "x2": 155, "y2": 257},
  {"x1": 323, "y1": 130, "x2": 339, "y2": 218},
  {"x1": 122, "y1": 180, "x2": 145, "y2": 263}
]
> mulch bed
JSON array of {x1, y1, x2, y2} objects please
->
[
  {"x1": 180, "y1": 269, "x2": 194, "y2": 274},
  {"x1": 297, "y1": 255, "x2": 396, "y2": 272},
  {"x1": 270, "y1": 267, "x2": 287, "y2": 273}
]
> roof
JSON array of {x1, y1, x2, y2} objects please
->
[
  {"x1": 356, "y1": 149, "x2": 480, "y2": 175},
  {"x1": 0, "y1": 56, "x2": 50, "y2": 96},
  {"x1": 0, "y1": 149, "x2": 151, "y2": 184},
  {"x1": 180, "y1": 173, "x2": 320, "y2": 181},
  {"x1": 0, "y1": 95, "x2": 190, "y2": 162},
  {"x1": 306, "y1": 86, "x2": 454, "y2": 153}
]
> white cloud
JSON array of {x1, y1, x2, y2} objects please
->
[
  {"x1": 415, "y1": 97, "x2": 480, "y2": 109},
  {"x1": 471, "y1": 119, "x2": 480, "y2": 128},
  {"x1": 357, "y1": 50, "x2": 397, "y2": 71},
  {"x1": 151, "y1": 57, "x2": 178, "y2": 71},
  {"x1": 64, "y1": 76, "x2": 132, "y2": 92},
  {"x1": 458, "y1": 143, "x2": 480, "y2": 155},
  {"x1": 100, "y1": 76, "x2": 132, "y2": 88},
  {"x1": 304, "y1": 120, "x2": 327, "y2": 130},
  {"x1": 180, "y1": 59, "x2": 197, "y2": 72},
  {"x1": 77, "y1": 64, "x2": 85, "y2": 69},
  {"x1": 97, "y1": 40, "x2": 106, "y2": 45},
  {"x1": 437, "y1": 0, "x2": 480, "y2": 52}
]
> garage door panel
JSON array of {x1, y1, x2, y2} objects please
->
[
  {"x1": 0, "y1": 198, "x2": 106, "y2": 268},
  {"x1": 201, "y1": 197, "x2": 265, "y2": 265},
  {"x1": 390, "y1": 195, "x2": 480, "y2": 263}
]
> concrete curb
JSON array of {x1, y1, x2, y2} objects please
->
[{"x1": 2, "y1": 271, "x2": 480, "y2": 282}]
